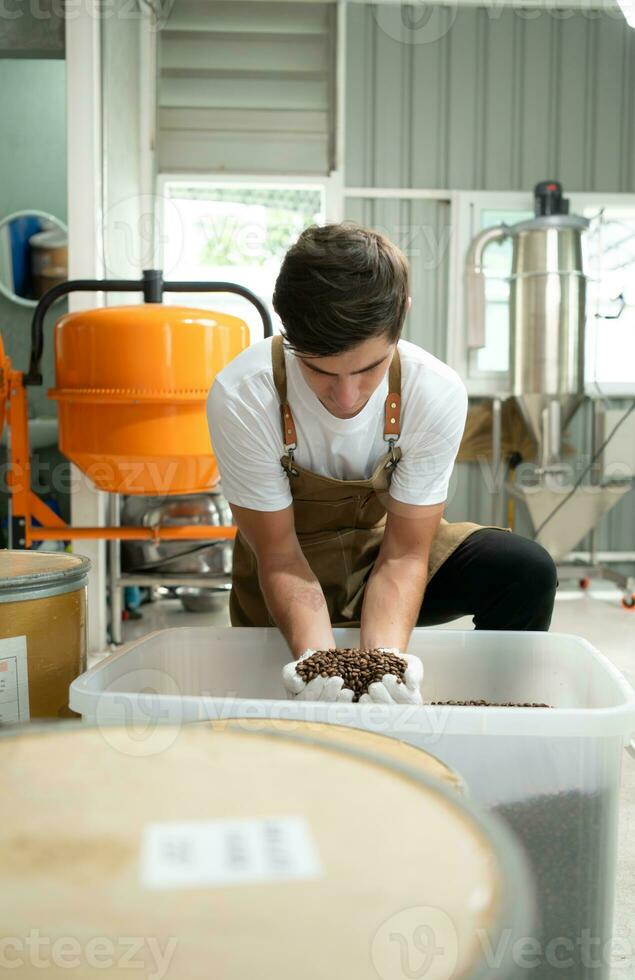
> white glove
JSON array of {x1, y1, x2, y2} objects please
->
[
  {"x1": 358, "y1": 649, "x2": 424, "y2": 705},
  {"x1": 282, "y1": 650, "x2": 355, "y2": 703}
]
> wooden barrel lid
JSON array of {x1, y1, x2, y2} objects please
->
[
  {"x1": 0, "y1": 724, "x2": 529, "y2": 980},
  {"x1": 207, "y1": 718, "x2": 465, "y2": 793},
  {"x1": 0, "y1": 550, "x2": 90, "y2": 601}
]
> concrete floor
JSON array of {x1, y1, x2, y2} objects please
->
[{"x1": 112, "y1": 584, "x2": 635, "y2": 979}]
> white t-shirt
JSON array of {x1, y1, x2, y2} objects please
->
[{"x1": 206, "y1": 337, "x2": 468, "y2": 511}]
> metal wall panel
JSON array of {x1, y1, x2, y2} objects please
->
[
  {"x1": 346, "y1": 4, "x2": 635, "y2": 192},
  {"x1": 102, "y1": 6, "x2": 146, "y2": 294},
  {"x1": 345, "y1": 5, "x2": 635, "y2": 553},
  {"x1": 343, "y1": 194, "x2": 491, "y2": 528},
  {"x1": 343, "y1": 197, "x2": 452, "y2": 357}
]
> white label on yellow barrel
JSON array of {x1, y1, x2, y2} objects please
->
[
  {"x1": 141, "y1": 816, "x2": 323, "y2": 890},
  {"x1": 0, "y1": 636, "x2": 29, "y2": 723}
]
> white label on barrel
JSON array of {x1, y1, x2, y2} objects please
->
[
  {"x1": 140, "y1": 816, "x2": 323, "y2": 890},
  {"x1": 0, "y1": 636, "x2": 29, "y2": 723}
]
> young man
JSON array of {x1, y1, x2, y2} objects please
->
[{"x1": 207, "y1": 223, "x2": 557, "y2": 700}]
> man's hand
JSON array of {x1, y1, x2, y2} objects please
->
[
  {"x1": 282, "y1": 650, "x2": 355, "y2": 702},
  {"x1": 281, "y1": 648, "x2": 423, "y2": 704},
  {"x1": 358, "y1": 649, "x2": 424, "y2": 704}
]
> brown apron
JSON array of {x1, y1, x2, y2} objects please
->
[{"x1": 230, "y1": 336, "x2": 507, "y2": 628}]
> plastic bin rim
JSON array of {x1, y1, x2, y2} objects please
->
[
  {"x1": 69, "y1": 690, "x2": 635, "y2": 741},
  {"x1": 70, "y1": 628, "x2": 635, "y2": 741}
]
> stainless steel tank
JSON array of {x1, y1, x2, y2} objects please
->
[
  {"x1": 466, "y1": 181, "x2": 589, "y2": 462},
  {"x1": 509, "y1": 210, "x2": 588, "y2": 452},
  {"x1": 464, "y1": 183, "x2": 635, "y2": 565}
]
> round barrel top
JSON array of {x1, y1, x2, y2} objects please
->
[
  {"x1": 0, "y1": 722, "x2": 531, "y2": 980},
  {"x1": 208, "y1": 717, "x2": 465, "y2": 794},
  {"x1": 0, "y1": 550, "x2": 90, "y2": 601}
]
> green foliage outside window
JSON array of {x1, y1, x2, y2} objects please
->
[{"x1": 169, "y1": 185, "x2": 323, "y2": 267}]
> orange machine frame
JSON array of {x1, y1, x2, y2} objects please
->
[{"x1": 3, "y1": 270, "x2": 273, "y2": 550}]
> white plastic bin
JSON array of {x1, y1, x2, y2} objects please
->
[{"x1": 71, "y1": 627, "x2": 635, "y2": 980}]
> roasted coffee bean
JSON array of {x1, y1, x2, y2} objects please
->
[
  {"x1": 495, "y1": 791, "x2": 607, "y2": 979},
  {"x1": 430, "y1": 700, "x2": 552, "y2": 708},
  {"x1": 295, "y1": 648, "x2": 408, "y2": 702}
]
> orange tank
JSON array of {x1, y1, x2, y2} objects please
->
[{"x1": 49, "y1": 305, "x2": 249, "y2": 495}]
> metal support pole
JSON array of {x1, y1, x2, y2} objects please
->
[
  {"x1": 540, "y1": 405, "x2": 550, "y2": 471},
  {"x1": 589, "y1": 398, "x2": 598, "y2": 566},
  {"x1": 548, "y1": 399, "x2": 562, "y2": 465},
  {"x1": 108, "y1": 493, "x2": 123, "y2": 645},
  {"x1": 491, "y1": 397, "x2": 503, "y2": 526},
  {"x1": 6, "y1": 427, "x2": 12, "y2": 549}
]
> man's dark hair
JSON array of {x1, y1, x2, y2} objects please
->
[{"x1": 272, "y1": 222, "x2": 410, "y2": 356}]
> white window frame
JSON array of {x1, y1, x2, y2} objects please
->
[
  {"x1": 569, "y1": 192, "x2": 635, "y2": 398},
  {"x1": 155, "y1": 171, "x2": 344, "y2": 273},
  {"x1": 447, "y1": 190, "x2": 533, "y2": 398},
  {"x1": 447, "y1": 189, "x2": 635, "y2": 398}
]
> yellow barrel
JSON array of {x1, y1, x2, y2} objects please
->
[
  {"x1": 49, "y1": 305, "x2": 249, "y2": 495},
  {"x1": 0, "y1": 723, "x2": 533, "y2": 979},
  {"x1": 0, "y1": 550, "x2": 89, "y2": 720}
]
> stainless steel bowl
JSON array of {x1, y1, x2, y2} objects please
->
[{"x1": 121, "y1": 491, "x2": 234, "y2": 611}]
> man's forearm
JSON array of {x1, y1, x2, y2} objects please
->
[
  {"x1": 258, "y1": 556, "x2": 335, "y2": 658},
  {"x1": 359, "y1": 554, "x2": 429, "y2": 651}
]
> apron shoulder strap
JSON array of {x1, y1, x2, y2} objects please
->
[
  {"x1": 272, "y1": 335, "x2": 297, "y2": 451},
  {"x1": 384, "y1": 346, "x2": 401, "y2": 441},
  {"x1": 271, "y1": 334, "x2": 287, "y2": 402}
]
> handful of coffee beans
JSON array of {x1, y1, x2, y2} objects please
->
[{"x1": 296, "y1": 647, "x2": 407, "y2": 703}]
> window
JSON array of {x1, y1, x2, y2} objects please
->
[
  {"x1": 581, "y1": 206, "x2": 635, "y2": 396},
  {"x1": 473, "y1": 207, "x2": 532, "y2": 375},
  {"x1": 160, "y1": 179, "x2": 327, "y2": 342},
  {"x1": 448, "y1": 191, "x2": 532, "y2": 395}
]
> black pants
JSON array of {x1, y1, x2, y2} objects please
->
[{"x1": 418, "y1": 529, "x2": 558, "y2": 631}]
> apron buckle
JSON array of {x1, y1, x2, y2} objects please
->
[
  {"x1": 384, "y1": 438, "x2": 399, "y2": 469},
  {"x1": 283, "y1": 444, "x2": 299, "y2": 478}
]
